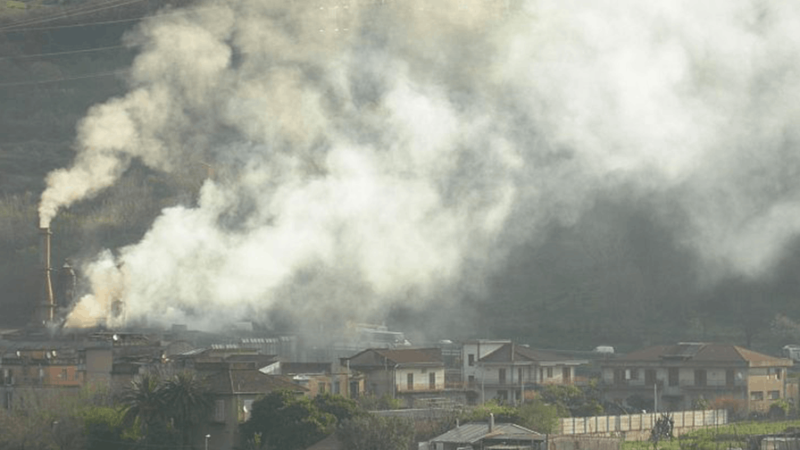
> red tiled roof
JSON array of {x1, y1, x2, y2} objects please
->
[
  {"x1": 374, "y1": 348, "x2": 442, "y2": 364},
  {"x1": 346, "y1": 348, "x2": 443, "y2": 367},
  {"x1": 204, "y1": 369, "x2": 308, "y2": 394},
  {"x1": 479, "y1": 343, "x2": 574, "y2": 363}
]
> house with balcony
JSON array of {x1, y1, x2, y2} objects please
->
[
  {"x1": 199, "y1": 365, "x2": 308, "y2": 450},
  {"x1": 167, "y1": 348, "x2": 309, "y2": 450},
  {"x1": 464, "y1": 341, "x2": 587, "y2": 405},
  {"x1": 599, "y1": 342, "x2": 793, "y2": 414},
  {"x1": 342, "y1": 348, "x2": 445, "y2": 406}
]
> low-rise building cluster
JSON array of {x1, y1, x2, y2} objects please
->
[{"x1": 0, "y1": 324, "x2": 794, "y2": 450}]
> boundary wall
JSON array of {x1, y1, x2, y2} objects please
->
[{"x1": 558, "y1": 409, "x2": 728, "y2": 440}]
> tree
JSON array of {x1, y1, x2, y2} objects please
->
[
  {"x1": 538, "y1": 383, "x2": 604, "y2": 417},
  {"x1": 460, "y1": 399, "x2": 563, "y2": 434},
  {"x1": 119, "y1": 372, "x2": 167, "y2": 447},
  {"x1": 0, "y1": 386, "x2": 133, "y2": 450},
  {"x1": 355, "y1": 392, "x2": 403, "y2": 411},
  {"x1": 336, "y1": 414, "x2": 415, "y2": 450},
  {"x1": 82, "y1": 406, "x2": 138, "y2": 450},
  {"x1": 649, "y1": 413, "x2": 674, "y2": 450},
  {"x1": 460, "y1": 400, "x2": 523, "y2": 425},
  {"x1": 313, "y1": 393, "x2": 364, "y2": 422},
  {"x1": 241, "y1": 390, "x2": 336, "y2": 450},
  {"x1": 517, "y1": 400, "x2": 561, "y2": 434},
  {"x1": 161, "y1": 371, "x2": 213, "y2": 448}
]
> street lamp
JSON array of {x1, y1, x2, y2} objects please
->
[{"x1": 205, "y1": 434, "x2": 211, "y2": 450}]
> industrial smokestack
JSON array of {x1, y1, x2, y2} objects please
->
[{"x1": 34, "y1": 226, "x2": 55, "y2": 325}]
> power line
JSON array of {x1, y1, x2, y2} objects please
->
[
  {"x1": 1, "y1": 15, "x2": 148, "y2": 32},
  {"x1": 0, "y1": 0, "x2": 147, "y2": 31},
  {"x1": 0, "y1": 3, "x2": 210, "y2": 32},
  {"x1": 0, "y1": 44, "x2": 128, "y2": 61},
  {"x1": 0, "y1": 69, "x2": 128, "y2": 88},
  {"x1": 0, "y1": 0, "x2": 149, "y2": 32}
]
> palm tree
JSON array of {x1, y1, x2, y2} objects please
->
[
  {"x1": 119, "y1": 372, "x2": 166, "y2": 446},
  {"x1": 161, "y1": 371, "x2": 213, "y2": 448}
]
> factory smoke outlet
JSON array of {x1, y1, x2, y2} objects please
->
[{"x1": 25, "y1": 1, "x2": 800, "y2": 342}]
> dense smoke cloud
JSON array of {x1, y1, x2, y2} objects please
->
[{"x1": 52, "y1": 0, "x2": 800, "y2": 331}]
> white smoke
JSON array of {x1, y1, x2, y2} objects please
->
[{"x1": 48, "y1": 0, "x2": 800, "y2": 329}]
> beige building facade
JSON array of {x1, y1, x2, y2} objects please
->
[{"x1": 600, "y1": 343, "x2": 792, "y2": 414}]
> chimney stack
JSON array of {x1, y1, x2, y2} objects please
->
[{"x1": 34, "y1": 227, "x2": 55, "y2": 325}]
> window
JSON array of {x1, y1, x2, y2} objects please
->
[
  {"x1": 668, "y1": 368, "x2": 679, "y2": 386},
  {"x1": 750, "y1": 391, "x2": 764, "y2": 401},
  {"x1": 539, "y1": 368, "x2": 544, "y2": 381},
  {"x1": 407, "y1": 373, "x2": 414, "y2": 390},
  {"x1": 61, "y1": 369, "x2": 68, "y2": 379},
  {"x1": 429, "y1": 372, "x2": 436, "y2": 389},
  {"x1": 628, "y1": 369, "x2": 639, "y2": 380},
  {"x1": 726, "y1": 370, "x2": 734, "y2": 386},
  {"x1": 319, "y1": 382, "x2": 326, "y2": 394},
  {"x1": 468, "y1": 354, "x2": 475, "y2": 366},
  {"x1": 518, "y1": 368, "x2": 523, "y2": 383},
  {"x1": 645, "y1": 369, "x2": 656, "y2": 386},
  {"x1": 214, "y1": 399, "x2": 225, "y2": 422},
  {"x1": 769, "y1": 390, "x2": 780, "y2": 400},
  {"x1": 499, "y1": 369, "x2": 506, "y2": 385},
  {"x1": 694, "y1": 370, "x2": 707, "y2": 387},
  {"x1": 614, "y1": 369, "x2": 625, "y2": 385},
  {"x1": 468, "y1": 375, "x2": 475, "y2": 386},
  {"x1": 547, "y1": 367, "x2": 553, "y2": 378},
  {"x1": 563, "y1": 367, "x2": 571, "y2": 382}
]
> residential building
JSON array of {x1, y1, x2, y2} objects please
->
[
  {"x1": 464, "y1": 341, "x2": 587, "y2": 405},
  {"x1": 169, "y1": 348, "x2": 309, "y2": 450},
  {"x1": 600, "y1": 342, "x2": 793, "y2": 413},
  {"x1": 343, "y1": 348, "x2": 445, "y2": 404},
  {"x1": 281, "y1": 362, "x2": 337, "y2": 397},
  {"x1": 199, "y1": 365, "x2": 308, "y2": 450},
  {"x1": 0, "y1": 341, "x2": 113, "y2": 409},
  {"x1": 428, "y1": 415, "x2": 544, "y2": 450}
]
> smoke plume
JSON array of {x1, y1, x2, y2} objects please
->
[{"x1": 54, "y1": 0, "x2": 800, "y2": 331}]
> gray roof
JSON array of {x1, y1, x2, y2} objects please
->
[{"x1": 430, "y1": 422, "x2": 542, "y2": 445}]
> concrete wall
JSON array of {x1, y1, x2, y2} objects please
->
[{"x1": 558, "y1": 409, "x2": 727, "y2": 440}]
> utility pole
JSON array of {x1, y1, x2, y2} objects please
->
[{"x1": 654, "y1": 382, "x2": 658, "y2": 413}]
